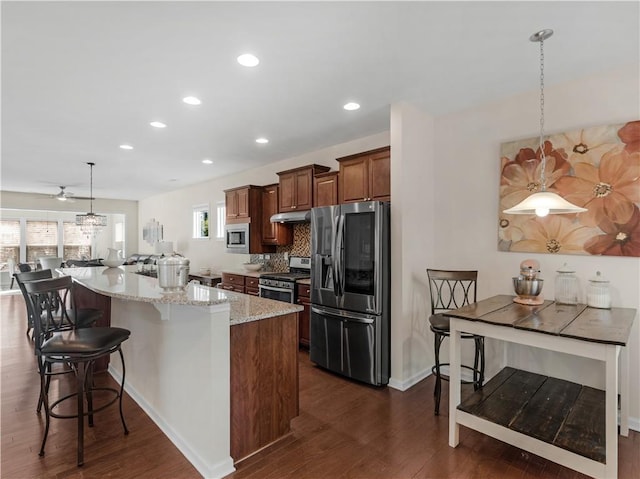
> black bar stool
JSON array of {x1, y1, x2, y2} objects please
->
[
  {"x1": 24, "y1": 276, "x2": 130, "y2": 466},
  {"x1": 427, "y1": 269, "x2": 484, "y2": 415},
  {"x1": 15, "y1": 269, "x2": 104, "y2": 413}
]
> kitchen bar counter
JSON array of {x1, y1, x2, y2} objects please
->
[
  {"x1": 60, "y1": 265, "x2": 301, "y2": 478},
  {"x1": 61, "y1": 265, "x2": 301, "y2": 323}
]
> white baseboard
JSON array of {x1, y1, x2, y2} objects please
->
[
  {"x1": 108, "y1": 366, "x2": 235, "y2": 479},
  {"x1": 388, "y1": 368, "x2": 431, "y2": 391}
]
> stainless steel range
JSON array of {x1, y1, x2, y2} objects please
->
[{"x1": 259, "y1": 256, "x2": 310, "y2": 303}]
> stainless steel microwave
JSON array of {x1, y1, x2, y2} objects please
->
[{"x1": 225, "y1": 223, "x2": 249, "y2": 254}]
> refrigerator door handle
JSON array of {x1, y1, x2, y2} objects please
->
[
  {"x1": 311, "y1": 306, "x2": 376, "y2": 324},
  {"x1": 335, "y1": 213, "x2": 345, "y2": 297},
  {"x1": 331, "y1": 213, "x2": 340, "y2": 296}
]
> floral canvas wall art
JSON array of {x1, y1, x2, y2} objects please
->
[{"x1": 499, "y1": 120, "x2": 640, "y2": 256}]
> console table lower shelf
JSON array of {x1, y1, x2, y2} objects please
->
[{"x1": 458, "y1": 367, "x2": 606, "y2": 475}]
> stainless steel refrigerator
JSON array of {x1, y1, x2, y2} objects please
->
[{"x1": 310, "y1": 201, "x2": 390, "y2": 386}]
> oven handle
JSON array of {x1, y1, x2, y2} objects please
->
[{"x1": 259, "y1": 285, "x2": 294, "y2": 294}]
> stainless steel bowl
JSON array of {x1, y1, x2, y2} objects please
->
[{"x1": 513, "y1": 277, "x2": 544, "y2": 297}]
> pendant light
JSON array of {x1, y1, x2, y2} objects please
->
[
  {"x1": 502, "y1": 29, "x2": 587, "y2": 217},
  {"x1": 75, "y1": 162, "x2": 107, "y2": 236}
]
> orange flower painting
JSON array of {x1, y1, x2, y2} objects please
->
[{"x1": 499, "y1": 120, "x2": 640, "y2": 257}]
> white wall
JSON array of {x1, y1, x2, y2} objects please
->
[
  {"x1": 137, "y1": 131, "x2": 390, "y2": 273},
  {"x1": 432, "y1": 64, "x2": 640, "y2": 423},
  {"x1": 389, "y1": 102, "x2": 436, "y2": 388}
]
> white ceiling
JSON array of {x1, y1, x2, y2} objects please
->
[{"x1": 2, "y1": 1, "x2": 638, "y2": 201}]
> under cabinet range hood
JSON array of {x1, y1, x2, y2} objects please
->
[{"x1": 270, "y1": 210, "x2": 311, "y2": 223}]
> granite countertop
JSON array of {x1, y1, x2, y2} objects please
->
[
  {"x1": 223, "y1": 291, "x2": 302, "y2": 325},
  {"x1": 297, "y1": 278, "x2": 311, "y2": 285},
  {"x1": 59, "y1": 265, "x2": 301, "y2": 323}
]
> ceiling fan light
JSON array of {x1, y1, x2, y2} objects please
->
[{"x1": 502, "y1": 191, "x2": 588, "y2": 217}]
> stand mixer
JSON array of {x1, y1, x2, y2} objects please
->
[{"x1": 513, "y1": 259, "x2": 544, "y2": 305}]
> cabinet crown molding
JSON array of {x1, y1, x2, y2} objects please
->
[{"x1": 276, "y1": 164, "x2": 330, "y2": 176}]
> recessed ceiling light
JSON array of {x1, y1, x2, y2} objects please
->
[
  {"x1": 237, "y1": 53, "x2": 260, "y2": 67},
  {"x1": 150, "y1": 121, "x2": 167, "y2": 128},
  {"x1": 119, "y1": 144, "x2": 133, "y2": 150},
  {"x1": 343, "y1": 102, "x2": 360, "y2": 111},
  {"x1": 202, "y1": 158, "x2": 213, "y2": 165},
  {"x1": 183, "y1": 96, "x2": 201, "y2": 105},
  {"x1": 255, "y1": 138, "x2": 269, "y2": 144}
]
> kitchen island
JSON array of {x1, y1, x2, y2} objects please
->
[{"x1": 60, "y1": 266, "x2": 302, "y2": 479}]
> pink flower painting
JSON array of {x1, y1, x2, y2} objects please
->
[{"x1": 499, "y1": 120, "x2": 640, "y2": 257}]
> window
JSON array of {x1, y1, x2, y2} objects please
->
[
  {"x1": 192, "y1": 204, "x2": 209, "y2": 239},
  {"x1": 0, "y1": 220, "x2": 20, "y2": 264},
  {"x1": 114, "y1": 222, "x2": 124, "y2": 243},
  {"x1": 215, "y1": 201, "x2": 226, "y2": 240},
  {"x1": 1, "y1": 210, "x2": 125, "y2": 264},
  {"x1": 63, "y1": 221, "x2": 92, "y2": 260},
  {"x1": 26, "y1": 220, "x2": 58, "y2": 263}
]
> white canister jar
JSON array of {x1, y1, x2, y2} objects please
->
[
  {"x1": 586, "y1": 271, "x2": 611, "y2": 309},
  {"x1": 554, "y1": 263, "x2": 579, "y2": 305}
]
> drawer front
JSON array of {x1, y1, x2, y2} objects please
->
[
  {"x1": 246, "y1": 277, "x2": 260, "y2": 289},
  {"x1": 297, "y1": 283, "x2": 311, "y2": 298},
  {"x1": 222, "y1": 273, "x2": 246, "y2": 286},
  {"x1": 245, "y1": 287, "x2": 260, "y2": 296}
]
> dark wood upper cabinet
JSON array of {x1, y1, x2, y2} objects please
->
[
  {"x1": 277, "y1": 164, "x2": 330, "y2": 212},
  {"x1": 224, "y1": 185, "x2": 275, "y2": 253},
  {"x1": 313, "y1": 171, "x2": 339, "y2": 207},
  {"x1": 261, "y1": 184, "x2": 292, "y2": 246},
  {"x1": 225, "y1": 190, "x2": 239, "y2": 221},
  {"x1": 337, "y1": 146, "x2": 390, "y2": 204},
  {"x1": 225, "y1": 186, "x2": 253, "y2": 223}
]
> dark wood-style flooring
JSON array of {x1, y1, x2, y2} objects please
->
[{"x1": 2, "y1": 292, "x2": 638, "y2": 478}]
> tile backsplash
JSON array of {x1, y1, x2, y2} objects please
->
[
  {"x1": 289, "y1": 223, "x2": 311, "y2": 257},
  {"x1": 250, "y1": 223, "x2": 311, "y2": 272}
]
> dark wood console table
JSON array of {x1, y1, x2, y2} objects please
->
[{"x1": 446, "y1": 295, "x2": 636, "y2": 479}]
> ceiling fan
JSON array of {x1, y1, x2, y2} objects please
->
[{"x1": 49, "y1": 186, "x2": 94, "y2": 202}]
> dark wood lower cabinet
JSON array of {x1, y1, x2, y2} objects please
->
[
  {"x1": 230, "y1": 312, "x2": 299, "y2": 463},
  {"x1": 73, "y1": 283, "x2": 112, "y2": 372},
  {"x1": 245, "y1": 277, "x2": 260, "y2": 296},
  {"x1": 296, "y1": 283, "x2": 311, "y2": 348}
]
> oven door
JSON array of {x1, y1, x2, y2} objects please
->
[{"x1": 259, "y1": 284, "x2": 294, "y2": 303}]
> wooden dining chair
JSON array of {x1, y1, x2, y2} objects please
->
[{"x1": 426, "y1": 269, "x2": 484, "y2": 415}]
